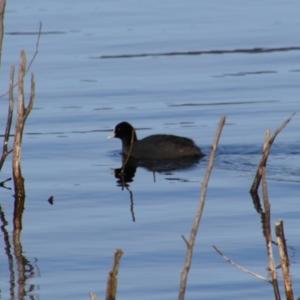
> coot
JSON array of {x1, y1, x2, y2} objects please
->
[{"x1": 108, "y1": 121, "x2": 204, "y2": 159}]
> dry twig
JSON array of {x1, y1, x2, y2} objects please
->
[
  {"x1": 262, "y1": 166, "x2": 280, "y2": 299},
  {"x1": 213, "y1": 245, "x2": 270, "y2": 283},
  {"x1": 178, "y1": 116, "x2": 226, "y2": 300},
  {"x1": 0, "y1": 66, "x2": 14, "y2": 170},
  {"x1": 0, "y1": 0, "x2": 6, "y2": 68},
  {"x1": 121, "y1": 127, "x2": 136, "y2": 173},
  {"x1": 275, "y1": 220, "x2": 294, "y2": 300},
  {"x1": 12, "y1": 50, "x2": 35, "y2": 218},
  {"x1": 106, "y1": 249, "x2": 124, "y2": 300},
  {"x1": 89, "y1": 292, "x2": 98, "y2": 300},
  {"x1": 0, "y1": 22, "x2": 42, "y2": 99},
  {"x1": 250, "y1": 112, "x2": 296, "y2": 193}
]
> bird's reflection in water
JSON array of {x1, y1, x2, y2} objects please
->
[
  {"x1": 113, "y1": 164, "x2": 136, "y2": 222},
  {"x1": 112, "y1": 154, "x2": 204, "y2": 222}
]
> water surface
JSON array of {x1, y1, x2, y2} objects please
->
[{"x1": 0, "y1": 0, "x2": 300, "y2": 299}]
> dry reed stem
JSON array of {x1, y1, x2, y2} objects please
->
[
  {"x1": 12, "y1": 51, "x2": 26, "y2": 194},
  {"x1": 89, "y1": 292, "x2": 98, "y2": 300},
  {"x1": 121, "y1": 127, "x2": 135, "y2": 173},
  {"x1": 275, "y1": 220, "x2": 294, "y2": 300},
  {"x1": 262, "y1": 166, "x2": 281, "y2": 300},
  {"x1": 250, "y1": 112, "x2": 296, "y2": 193},
  {"x1": 13, "y1": 50, "x2": 35, "y2": 200},
  {"x1": 263, "y1": 129, "x2": 270, "y2": 152},
  {"x1": 0, "y1": 0, "x2": 6, "y2": 68},
  {"x1": 12, "y1": 51, "x2": 35, "y2": 231},
  {"x1": 0, "y1": 66, "x2": 14, "y2": 170},
  {"x1": 106, "y1": 249, "x2": 124, "y2": 300},
  {"x1": 178, "y1": 116, "x2": 226, "y2": 300},
  {"x1": 0, "y1": 22, "x2": 41, "y2": 99},
  {"x1": 213, "y1": 245, "x2": 270, "y2": 283},
  {"x1": 26, "y1": 22, "x2": 42, "y2": 74}
]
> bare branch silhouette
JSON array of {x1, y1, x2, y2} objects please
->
[
  {"x1": 213, "y1": 245, "x2": 270, "y2": 283},
  {"x1": 178, "y1": 116, "x2": 226, "y2": 300},
  {"x1": 251, "y1": 112, "x2": 296, "y2": 193},
  {"x1": 0, "y1": 66, "x2": 14, "y2": 170},
  {"x1": 0, "y1": 22, "x2": 42, "y2": 99}
]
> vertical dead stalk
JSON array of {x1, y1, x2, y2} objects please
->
[
  {"x1": 12, "y1": 50, "x2": 35, "y2": 232},
  {"x1": 275, "y1": 220, "x2": 294, "y2": 300},
  {"x1": 0, "y1": 22, "x2": 42, "y2": 100},
  {"x1": 106, "y1": 249, "x2": 124, "y2": 300},
  {"x1": 121, "y1": 127, "x2": 136, "y2": 172},
  {"x1": 89, "y1": 292, "x2": 98, "y2": 300},
  {"x1": 0, "y1": 0, "x2": 6, "y2": 68},
  {"x1": 0, "y1": 65, "x2": 14, "y2": 170},
  {"x1": 250, "y1": 112, "x2": 296, "y2": 193},
  {"x1": 178, "y1": 116, "x2": 226, "y2": 300},
  {"x1": 12, "y1": 50, "x2": 35, "y2": 196},
  {"x1": 262, "y1": 164, "x2": 280, "y2": 300},
  {"x1": 249, "y1": 114, "x2": 296, "y2": 298}
]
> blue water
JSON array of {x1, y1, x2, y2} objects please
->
[{"x1": 0, "y1": 0, "x2": 300, "y2": 299}]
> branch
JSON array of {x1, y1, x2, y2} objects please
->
[
  {"x1": 24, "y1": 73, "x2": 35, "y2": 121},
  {"x1": 0, "y1": 22, "x2": 42, "y2": 99},
  {"x1": 89, "y1": 292, "x2": 98, "y2": 300},
  {"x1": 181, "y1": 235, "x2": 189, "y2": 247},
  {"x1": 251, "y1": 112, "x2": 296, "y2": 193},
  {"x1": 262, "y1": 166, "x2": 281, "y2": 299},
  {"x1": 121, "y1": 126, "x2": 136, "y2": 172},
  {"x1": 0, "y1": 65, "x2": 15, "y2": 170},
  {"x1": 0, "y1": 0, "x2": 6, "y2": 69},
  {"x1": 106, "y1": 249, "x2": 124, "y2": 300},
  {"x1": 26, "y1": 22, "x2": 42, "y2": 73},
  {"x1": 275, "y1": 220, "x2": 294, "y2": 299},
  {"x1": 178, "y1": 116, "x2": 226, "y2": 300},
  {"x1": 12, "y1": 51, "x2": 28, "y2": 200},
  {"x1": 213, "y1": 245, "x2": 271, "y2": 283}
]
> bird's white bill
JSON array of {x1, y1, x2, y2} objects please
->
[{"x1": 107, "y1": 130, "x2": 115, "y2": 139}]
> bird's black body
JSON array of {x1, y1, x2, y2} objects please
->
[{"x1": 108, "y1": 121, "x2": 204, "y2": 160}]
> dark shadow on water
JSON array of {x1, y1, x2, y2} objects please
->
[
  {"x1": 0, "y1": 203, "x2": 39, "y2": 300},
  {"x1": 0, "y1": 177, "x2": 12, "y2": 190},
  {"x1": 112, "y1": 164, "x2": 136, "y2": 222},
  {"x1": 96, "y1": 46, "x2": 300, "y2": 59},
  {"x1": 168, "y1": 100, "x2": 277, "y2": 107},
  {"x1": 213, "y1": 70, "x2": 277, "y2": 78},
  {"x1": 1, "y1": 159, "x2": 42, "y2": 299},
  {"x1": 113, "y1": 164, "x2": 137, "y2": 187},
  {"x1": 111, "y1": 155, "x2": 204, "y2": 222},
  {"x1": 5, "y1": 31, "x2": 67, "y2": 35},
  {"x1": 113, "y1": 154, "x2": 203, "y2": 186}
]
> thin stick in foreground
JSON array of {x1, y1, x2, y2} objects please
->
[
  {"x1": 213, "y1": 245, "x2": 270, "y2": 283},
  {"x1": 89, "y1": 292, "x2": 98, "y2": 300},
  {"x1": 13, "y1": 50, "x2": 35, "y2": 197},
  {"x1": 121, "y1": 126, "x2": 135, "y2": 173},
  {"x1": 178, "y1": 116, "x2": 226, "y2": 300},
  {"x1": 0, "y1": 0, "x2": 6, "y2": 69},
  {"x1": 0, "y1": 66, "x2": 15, "y2": 170},
  {"x1": 250, "y1": 112, "x2": 296, "y2": 193},
  {"x1": 275, "y1": 220, "x2": 294, "y2": 300},
  {"x1": 106, "y1": 248, "x2": 124, "y2": 300},
  {"x1": 0, "y1": 22, "x2": 42, "y2": 99},
  {"x1": 262, "y1": 166, "x2": 281, "y2": 300}
]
